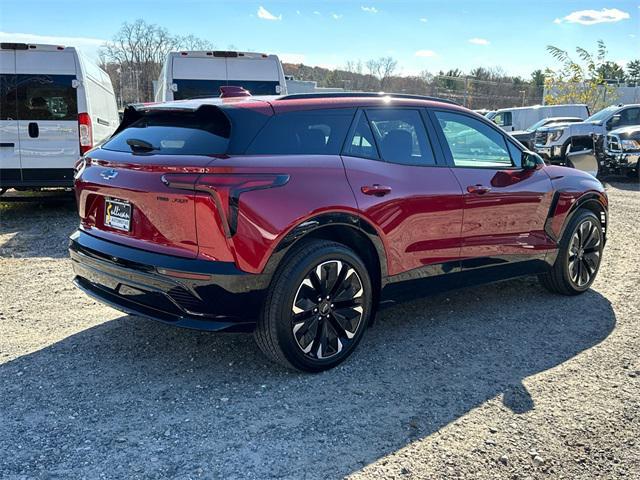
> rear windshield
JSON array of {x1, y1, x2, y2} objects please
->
[
  {"x1": 102, "y1": 107, "x2": 230, "y2": 155},
  {"x1": 246, "y1": 109, "x2": 355, "y2": 155}
]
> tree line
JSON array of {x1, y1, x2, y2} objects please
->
[{"x1": 99, "y1": 19, "x2": 640, "y2": 111}]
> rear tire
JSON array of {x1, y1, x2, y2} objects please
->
[
  {"x1": 254, "y1": 240, "x2": 373, "y2": 372},
  {"x1": 539, "y1": 209, "x2": 603, "y2": 295}
]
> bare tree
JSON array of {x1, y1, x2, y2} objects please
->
[
  {"x1": 177, "y1": 34, "x2": 215, "y2": 51},
  {"x1": 378, "y1": 56, "x2": 398, "y2": 90},
  {"x1": 101, "y1": 19, "x2": 213, "y2": 105}
]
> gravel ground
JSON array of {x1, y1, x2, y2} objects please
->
[{"x1": 0, "y1": 180, "x2": 638, "y2": 480}]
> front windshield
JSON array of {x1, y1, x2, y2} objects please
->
[{"x1": 585, "y1": 106, "x2": 618, "y2": 123}]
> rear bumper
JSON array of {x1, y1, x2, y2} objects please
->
[{"x1": 69, "y1": 230, "x2": 268, "y2": 331}]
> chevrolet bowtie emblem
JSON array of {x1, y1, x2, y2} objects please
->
[{"x1": 100, "y1": 169, "x2": 118, "y2": 180}]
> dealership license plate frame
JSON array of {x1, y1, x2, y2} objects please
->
[{"x1": 104, "y1": 197, "x2": 132, "y2": 232}]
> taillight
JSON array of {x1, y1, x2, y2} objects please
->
[
  {"x1": 78, "y1": 112, "x2": 93, "y2": 155},
  {"x1": 162, "y1": 173, "x2": 289, "y2": 236}
]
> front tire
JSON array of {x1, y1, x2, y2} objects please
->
[
  {"x1": 539, "y1": 209, "x2": 603, "y2": 295},
  {"x1": 254, "y1": 240, "x2": 373, "y2": 372}
]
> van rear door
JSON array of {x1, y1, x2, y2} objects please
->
[
  {"x1": 0, "y1": 45, "x2": 21, "y2": 187},
  {"x1": 15, "y1": 48, "x2": 79, "y2": 185},
  {"x1": 171, "y1": 55, "x2": 227, "y2": 100}
]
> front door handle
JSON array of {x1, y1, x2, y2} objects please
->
[
  {"x1": 28, "y1": 122, "x2": 39, "y2": 138},
  {"x1": 361, "y1": 184, "x2": 392, "y2": 197},
  {"x1": 467, "y1": 184, "x2": 491, "y2": 194}
]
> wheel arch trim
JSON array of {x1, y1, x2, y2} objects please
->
[
  {"x1": 551, "y1": 190, "x2": 608, "y2": 244},
  {"x1": 263, "y1": 211, "x2": 388, "y2": 281}
]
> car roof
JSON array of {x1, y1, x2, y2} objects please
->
[{"x1": 135, "y1": 93, "x2": 465, "y2": 114}]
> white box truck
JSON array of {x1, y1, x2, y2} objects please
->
[
  {"x1": 155, "y1": 50, "x2": 287, "y2": 102},
  {"x1": 487, "y1": 104, "x2": 590, "y2": 132},
  {"x1": 0, "y1": 43, "x2": 119, "y2": 191}
]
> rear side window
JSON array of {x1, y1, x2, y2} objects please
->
[
  {"x1": 344, "y1": 112, "x2": 379, "y2": 160},
  {"x1": 103, "y1": 106, "x2": 230, "y2": 155},
  {"x1": 366, "y1": 109, "x2": 436, "y2": 166},
  {"x1": 246, "y1": 109, "x2": 354, "y2": 155}
]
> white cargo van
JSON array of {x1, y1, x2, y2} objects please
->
[
  {"x1": 155, "y1": 51, "x2": 287, "y2": 102},
  {"x1": 0, "y1": 43, "x2": 119, "y2": 191},
  {"x1": 487, "y1": 104, "x2": 589, "y2": 132}
]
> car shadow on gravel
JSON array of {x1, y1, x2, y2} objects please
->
[
  {"x1": 0, "y1": 199, "x2": 77, "y2": 259},
  {"x1": 0, "y1": 277, "x2": 615, "y2": 479}
]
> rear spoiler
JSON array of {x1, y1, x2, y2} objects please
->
[{"x1": 112, "y1": 103, "x2": 224, "y2": 137}]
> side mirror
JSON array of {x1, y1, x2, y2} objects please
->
[{"x1": 522, "y1": 151, "x2": 543, "y2": 170}]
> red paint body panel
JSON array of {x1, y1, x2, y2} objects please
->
[
  {"x1": 195, "y1": 155, "x2": 360, "y2": 273},
  {"x1": 76, "y1": 149, "x2": 217, "y2": 259},
  {"x1": 341, "y1": 156, "x2": 464, "y2": 275},
  {"x1": 544, "y1": 165, "x2": 608, "y2": 239},
  {"x1": 450, "y1": 166, "x2": 556, "y2": 258}
]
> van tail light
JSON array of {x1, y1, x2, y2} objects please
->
[
  {"x1": 162, "y1": 173, "x2": 289, "y2": 237},
  {"x1": 78, "y1": 112, "x2": 93, "y2": 154}
]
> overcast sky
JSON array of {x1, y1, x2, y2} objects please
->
[{"x1": 1, "y1": 0, "x2": 638, "y2": 77}]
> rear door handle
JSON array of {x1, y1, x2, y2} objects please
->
[
  {"x1": 0, "y1": 142, "x2": 15, "y2": 148},
  {"x1": 361, "y1": 184, "x2": 392, "y2": 197},
  {"x1": 467, "y1": 184, "x2": 491, "y2": 194},
  {"x1": 28, "y1": 122, "x2": 39, "y2": 138}
]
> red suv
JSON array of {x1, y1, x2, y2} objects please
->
[{"x1": 70, "y1": 92, "x2": 608, "y2": 371}]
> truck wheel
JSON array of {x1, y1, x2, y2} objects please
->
[
  {"x1": 539, "y1": 209, "x2": 603, "y2": 295},
  {"x1": 255, "y1": 240, "x2": 373, "y2": 372}
]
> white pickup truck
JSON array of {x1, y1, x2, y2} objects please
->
[{"x1": 534, "y1": 104, "x2": 640, "y2": 169}]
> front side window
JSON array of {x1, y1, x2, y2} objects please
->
[
  {"x1": 434, "y1": 111, "x2": 514, "y2": 168},
  {"x1": 365, "y1": 109, "x2": 435, "y2": 166},
  {"x1": 16, "y1": 74, "x2": 78, "y2": 121},
  {"x1": 246, "y1": 109, "x2": 354, "y2": 155}
]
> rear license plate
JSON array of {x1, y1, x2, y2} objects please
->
[{"x1": 105, "y1": 197, "x2": 132, "y2": 232}]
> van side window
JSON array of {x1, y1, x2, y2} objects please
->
[
  {"x1": 365, "y1": 109, "x2": 436, "y2": 166},
  {"x1": 493, "y1": 111, "x2": 512, "y2": 127},
  {"x1": 16, "y1": 74, "x2": 78, "y2": 121},
  {"x1": 246, "y1": 109, "x2": 354, "y2": 155},
  {"x1": 0, "y1": 74, "x2": 17, "y2": 120},
  {"x1": 435, "y1": 111, "x2": 514, "y2": 168},
  {"x1": 343, "y1": 112, "x2": 379, "y2": 160}
]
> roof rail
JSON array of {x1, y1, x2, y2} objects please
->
[{"x1": 278, "y1": 91, "x2": 460, "y2": 105}]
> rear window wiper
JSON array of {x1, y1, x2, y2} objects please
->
[{"x1": 126, "y1": 138, "x2": 158, "y2": 152}]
